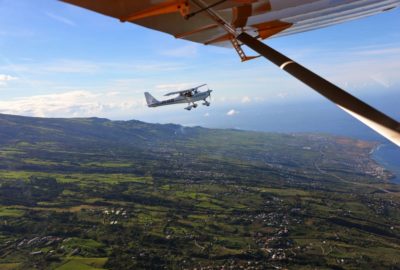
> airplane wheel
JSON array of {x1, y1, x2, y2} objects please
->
[{"x1": 193, "y1": 104, "x2": 198, "y2": 108}]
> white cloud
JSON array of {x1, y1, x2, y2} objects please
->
[
  {"x1": 326, "y1": 58, "x2": 400, "y2": 90},
  {"x1": 370, "y1": 74, "x2": 391, "y2": 88},
  {"x1": 0, "y1": 74, "x2": 17, "y2": 81},
  {"x1": 42, "y1": 59, "x2": 99, "y2": 73},
  {"x1": 0, "y1": 74, "x2": 17, "y2": 85},
  {"x1": 0, "y1": 60, "x2": 100, "y2": 75},
  {"x1": 0, "y1": 59, "x2": 187, "y2": 76},
  {"x1": 155, "y1": 83, "x2": 192, "y2": 91},
  {"x1": 241, "y1": 96, "x2": 251, "y2": 103},
  {"x1": 277, "y1": 92, "x2": 288, "y2": 99},
  {"x1": 226, "y1": 109, "x2": 239, "y2": 116},
  {"x1": 130, "y1": 62, "x2": 186, "y2": 72},
  {"x1": 0, "y1": 30, "x2": 35, "y2": 38},
  {"x1": 160, "y1": 44, "x2": 199, "y2": 58},
  {"x1": 45, "y1": 12, "x2": 76, "y2": 27},
  {"x1": 105, "y1": 91, "x2": 120, "y2": 97},
  {"x1": 354, "y1": 47, "x2": 400, "y2": 56},
  {"x1": 293, "y1": 43, "x2": 400, "y2": 92},
  {"x1": 0, "y1": 90, "x2": 145, "y2": 118}
]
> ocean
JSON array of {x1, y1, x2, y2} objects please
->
[{"x1": 372, "y1": 144, "x2": 400, "y2": 184}]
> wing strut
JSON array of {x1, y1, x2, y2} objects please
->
[{"x1": 236, "y1": 32, "x2": 400, "y2": 146}]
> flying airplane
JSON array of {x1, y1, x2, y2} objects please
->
[
  {"x1": 60, "y1": 0, "x2": 400, "y2": 146},
  {"x1": 145, "y1": 84, "x2": 212, "y2": 110}
]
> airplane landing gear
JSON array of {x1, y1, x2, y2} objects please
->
[
  {"x1": 185, "y1": 103, "x2": 198, "y2": 110},
  {"x1": 202, "y1": 101, "x2": 210, "y2": 106}
]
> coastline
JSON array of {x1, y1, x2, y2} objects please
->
[{"x1": 371, "y1": 143, "x2": 400, "y2": 184}]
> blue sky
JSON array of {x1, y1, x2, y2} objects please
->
[{"x1": 0, "y1": 0, "x2": 399, "y2": 122}]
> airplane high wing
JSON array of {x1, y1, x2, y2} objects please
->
[
  {"x1": 60, "y1": 0, "x2": 400, "y2": 146},
  {"x1": 165, "y1": 84, "x2": 207, "y2": 96}
]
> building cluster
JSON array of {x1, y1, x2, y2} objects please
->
[{"x1": 16, "y1": 236, "x2": 63, "y2": 249}]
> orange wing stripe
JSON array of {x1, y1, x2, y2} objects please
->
[
  {"x1": 253, "y1": 20, "x2": 293, "y2": 39},
  {"x1": 121, "y1": 0, "x2": 189, "y2": 22}
]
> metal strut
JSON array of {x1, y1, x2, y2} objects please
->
[
  {"x1": 230, "y1": 37, "x2": 260, "y2": 62},
  {"x1": 184, "y1": 0, "x2": 227, "y2": 19}
]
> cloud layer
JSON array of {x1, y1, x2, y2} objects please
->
[
  {"x1": 0, "y1": 90, "x2": 145, "y2": 118},
  {"x1": 0, "y1": 74, "x2": 17, "y2": 85},
  {"x1": 227, "y1": 109, "x2": 239, "y2": 116}
]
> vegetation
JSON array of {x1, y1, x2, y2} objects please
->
[{"x1": 0, "y1": 113, "x2": 399, "y2": 269}]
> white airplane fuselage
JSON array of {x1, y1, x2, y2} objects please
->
[{"x1": 145, "y1": 90, "x2": 212, "y2": 110}]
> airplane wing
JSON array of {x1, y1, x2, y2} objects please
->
[
  {"x1": 59, "y1": 0, "x2": 400, "y2": 146},
  {"x1": 60, "y1": 0, "x2": 400, "y2": 47},
  {"x1": 164, "y1": 90, "x2": 193, "y2": 96},
  {"x1": 164, "y1": 84, "x2": 207, "y2": 96}
]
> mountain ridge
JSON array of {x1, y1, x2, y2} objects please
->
[{"x1": 0, "y1": 112, "x2": 390, "y2": 181}]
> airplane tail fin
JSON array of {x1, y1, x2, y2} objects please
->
[{"x1": 144, "y1": 92, "x2": 159, "y2": 107}]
